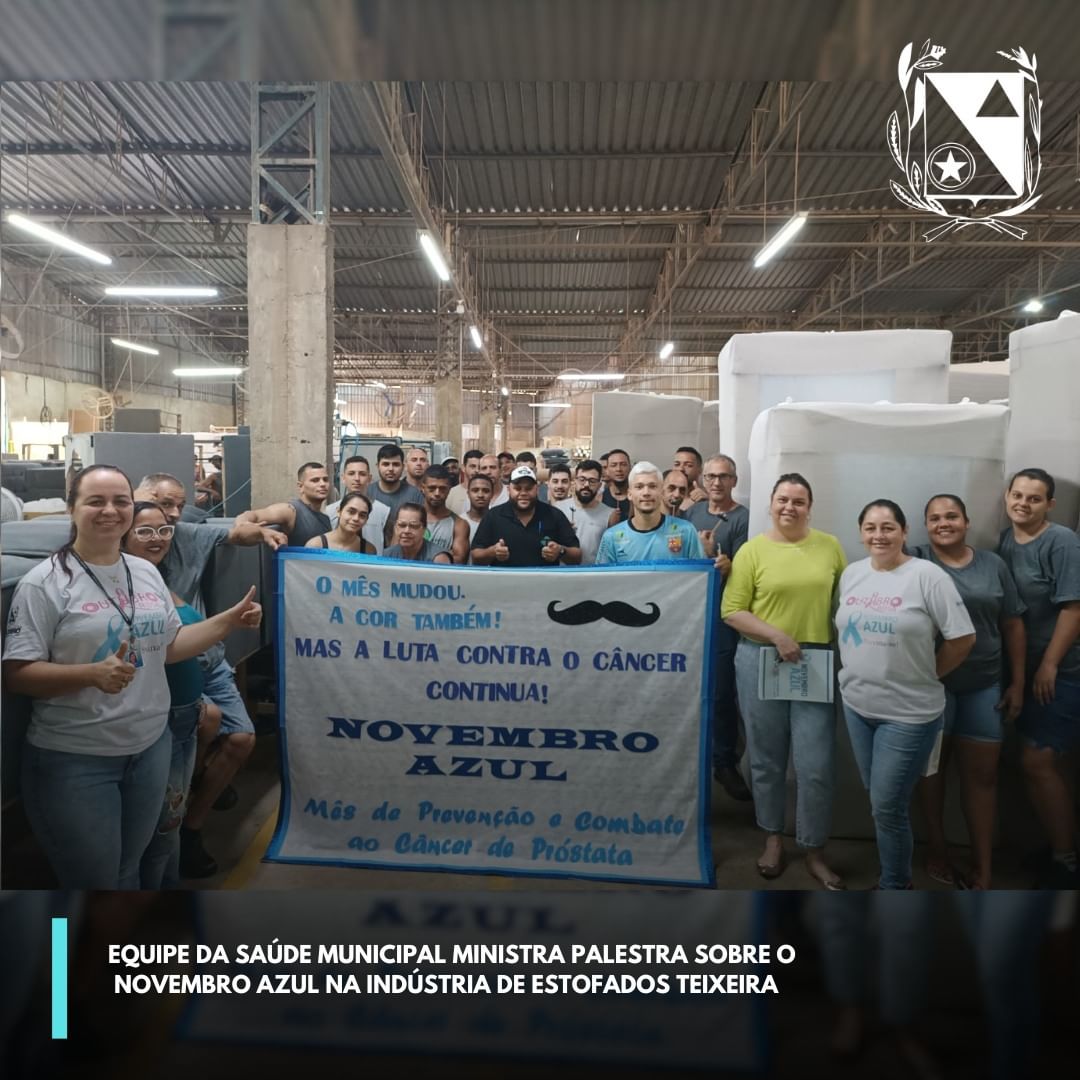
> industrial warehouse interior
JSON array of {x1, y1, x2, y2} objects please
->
[{"x1": 1, "y1": 4, "x2": 1079, "y2": 1076}]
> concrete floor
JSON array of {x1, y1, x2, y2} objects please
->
[{"x1": 189, "y1": 732, "x2": 1036, "y2": 892}]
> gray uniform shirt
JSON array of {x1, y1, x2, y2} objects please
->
[
  {"x1": 425, "y1": 512, "x2": 459, "y2": 554},
  {"x1": 912, "y1": 545, "x2": 1026, "y2": 693},
  {"x1": 998, "y1": 523, "x2": 1080, "y2": 680},
  {"x1": 160, "y1": 521, "x2": 230, "y2": 669},
  {"x1": 685, "y1": 502, "x2": 750, "y2": 558},
  {"x1": 370, "y1": 482, "x2": 424, "y2": 515}
]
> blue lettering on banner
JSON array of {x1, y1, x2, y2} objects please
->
[
  {"x1": 592, "y1": 649, "x2": 687, "y2": 673},
  {"x1": 412, "y1": 608, "x2": 499, "y2": 631},
  {"x1": 529, "y1": 837, "x2": 634, "y2": 866},
  {"x1": 295, "y1": 638, "x2": 341, "y2": 658},
  {"x1": 390, "y1": 582, "x2": 465, "y2": 601},
  {"x1": 342, "y1": 577, "x2": 380, "y2": 598}
]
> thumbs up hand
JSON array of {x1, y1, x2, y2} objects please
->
[
  {"x1": 228, "y1": 585, "x2": 263, "y2": 629},
  {"x1": 94, "y1": 638, "x2": 137, "y2": 694}
]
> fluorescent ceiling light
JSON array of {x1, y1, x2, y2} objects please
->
[
  {"x1": 106, "y1": 286, "x2": 218, "y2": 298},
  {"x1": 418, "y1": 232, "x2": 451, "y2": 282},
  {"x1": 173, "y1": 367, "x2": 243, "y2": 377},
  {"x1": 528, "y1": 401, "x2": 571, "y2": 408},
  {"x1": 110, "y1": 338, "x2": 159, "y2": 355},
  {"x1": 500, "y1": 385, "x2": 510, "y2": 397},
  {"x1": 1023, "y1": 298, "x2": 1043, "y2": 313},
  {"x1": 658, "y1": 342, "x2": 675, "y2": 359},
  {"x1": 470, "y1": 325, "x2": 484, "y2": 349},
  {"x1": 6, "y1": 212, "x2": 112, "y2": 265},
  {"x1": 753, "y1": 212, "x2": 808, "y2": 268},
  {"x1": 556, "y1": 372, "x2": 625, "y2": 382},
  {"x1": 369, "y1": 380, "x2": 387, "y2": 389},
  {"x1": 415, "y1": 399, "x2": 426, "y2": 406}
]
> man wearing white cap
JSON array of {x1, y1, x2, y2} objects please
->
[{"x1": 471, "y1": 465, "x2": 581, "y2": 567}]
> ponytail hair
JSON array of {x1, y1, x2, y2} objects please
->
[{"x1": 54, "y1": 465, "x2": 134, "y2": 580}]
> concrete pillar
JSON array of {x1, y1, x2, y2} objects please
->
[
  {"x1": 246, "y1": 225, "x2": 334, "y2": 506},
  {"x1": 478, "y1": 406, "x2": 497, "y2": 453},
  {"x1": 434, "y1": 376, "x2": 463, "y2": 458}
]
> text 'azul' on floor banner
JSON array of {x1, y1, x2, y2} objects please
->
[{"x1": 267, "y1": 553, "x2": 716, "y2": 886}]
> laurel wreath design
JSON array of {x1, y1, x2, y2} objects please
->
[{"x1": 887, "y1": 41, "x2": 1042, "y2": 241}]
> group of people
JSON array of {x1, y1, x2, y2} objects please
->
[
  {"x1": 721, "y1": 468, "x2": 1079, "y2": 891},
  {"x1": 3, "y1": 432, "x2": 1078, "y2": 892}
]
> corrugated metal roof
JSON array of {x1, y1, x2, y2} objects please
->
[{"x1": 4, "y1": 68, "x2": 1080, "y2": 381}]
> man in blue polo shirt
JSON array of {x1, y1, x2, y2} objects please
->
[
  {"x1": 471, "y1": 465, "x2": 581, "y2": 567},
  {"x1": 595, "y1": 462, "x2": 706, "y2": 565}
]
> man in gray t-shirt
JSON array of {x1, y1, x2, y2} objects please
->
[
  {"x1": 370, "y1": 444, "x2": 424, "y2": 519},
  {"x1": 683, "y1": 455, "x2": 752, "y2": 800},
  {"x1": 996, "y1": 467, "x2": 1080, "y2": 887}
]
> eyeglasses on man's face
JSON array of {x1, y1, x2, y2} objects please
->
[{"x1": 704, "y1": 472, "x2": 735, "y2": 484}]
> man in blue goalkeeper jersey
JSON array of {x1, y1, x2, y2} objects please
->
[{"x1": 595, "y1": 462, "x2": 706, "y2": 565}]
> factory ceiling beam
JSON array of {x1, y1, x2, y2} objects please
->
[
  {"x1": 616, "y1": 82, "x2": 817, "y2": 376},
  {"x1": 352, "y1": 81, "x2": 497, "y2": 380}
]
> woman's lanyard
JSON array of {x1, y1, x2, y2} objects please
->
[{"x1": 71, "y1": 551, "x2": 140, "y2": 664}]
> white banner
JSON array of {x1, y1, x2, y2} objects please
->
[{"x1": 267, "y1": 553, "x2": 717, "y2": 886}]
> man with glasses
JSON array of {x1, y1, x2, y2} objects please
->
[
  {"x1": 554, "y1": 459, "x2": 610, "y2": 565},
  {"x1": 685, "y1": 454, "x2": 752, "y2": 801}
]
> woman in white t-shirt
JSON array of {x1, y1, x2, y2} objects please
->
[
  {"x1": 2, "y1": 465, "x2": 262, "y2": 890},
  {"x1": 836, "y1": 499, "x2": 975, "y2": 890}
]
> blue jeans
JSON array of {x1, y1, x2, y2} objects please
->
[
  {"x1": 734, "y1": 640, "x2": 836, "y2": 848},
  {"x1": 712, "y1": 619, "x2": 740, "y2": 769},
  {"x1": 843, "y1": 705, "x2": 943, "y2": 889},
  {"x1": 944, "y1": 684, "x2": 1004, "y2": 743},
  {"x1": 814, "y1": 891, "x2": 932, "y2": 1027},
  {"x1": 21, "y1": 726, "x2": 171, "y2": 889},
  {"x1": 139, "y1": 703, "x2": 200, "y2": 889}
]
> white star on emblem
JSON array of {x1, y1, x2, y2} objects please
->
[{"x1": 934, "y1": 151, "x2": 967, "y2": 183}]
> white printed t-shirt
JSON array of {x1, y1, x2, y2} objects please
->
[
  {"x1": 4, "y1": 553, "x2": 182, "y2": 755},
  {"x1": 836, "y1": 556, "x2": 974, "y2": 723}
]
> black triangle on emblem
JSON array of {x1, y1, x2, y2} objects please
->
[{"x1": 976, "y1": 80, "x2": 1018, "y2": 117}]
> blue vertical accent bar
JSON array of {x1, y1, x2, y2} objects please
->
[{"x1": 51, "y1": 917, "x2": 68, "y2": 1039}]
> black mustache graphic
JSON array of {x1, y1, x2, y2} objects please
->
[{"x1": 547, "y1": 600, "x2": 661, "y2": 628}]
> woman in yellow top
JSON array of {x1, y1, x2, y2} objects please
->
[{"x1": 721, "y1": 473, "x2": 847, "y2": 888}]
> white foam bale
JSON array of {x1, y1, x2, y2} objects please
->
[
  {"x1": 1007, "y1": 316, "x2": 1080, "y2": 530},
  {"x1": 747, "y1": 401, "x2": 1010, "y2": 563},
  {"x1": 948, "y1": 360, "x2": 1010, "y2": 403},
  {"x1": 591, "y1": 391, "x2": 703, "y2": 465},
  {"x1": 718, "y1": 329, "x2": 952, "y2": 500},
  {"x1": 698, "y1": 400, "x2": 720, "y2": 461}
]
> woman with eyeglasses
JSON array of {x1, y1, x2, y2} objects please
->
[
  {"x1": 305, "y1": 490, "x2": 376, "y2": 555},
  {"x1": 384, "y1": 504, "x2": 452, "y2": 564},
  {"x1": 2, "y1": 466, "x2": 263, "y2": 890},
  {"x1": 123, "y1": 501, "x2": 227, "y2": 887}
]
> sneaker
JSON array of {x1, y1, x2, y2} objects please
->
[
  {"x1": 212, "y1": 784, "x2": 239, "y2": 812},
  {"x1": 714, "y1": 765, "x2": 752, "y2": 802},
  {"x1": 180, "y1": 828, "x2": 218, "y2": 879}
]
